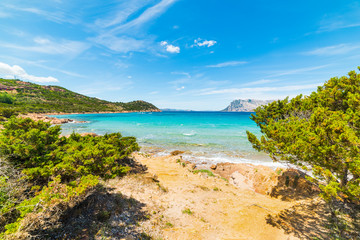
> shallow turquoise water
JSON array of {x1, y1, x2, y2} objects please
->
[{"x1": 50, "y1": 111, "x2": 279, "y2": 166}]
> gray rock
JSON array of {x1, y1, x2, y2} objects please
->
[{"x1": 222, "y1": 99, "x2": 274, "y2": 112}]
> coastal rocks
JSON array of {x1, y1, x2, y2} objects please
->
[
  {"x1": 210, "y1": 165, "x2": 217, "y2": 170},
  {"x1": 19, "y1": 114, "x2": 87, "y2": 125},
  {"x1": 170, "y1": 150, "x2": 185, "y2": 156},
  {"x1": 80, "y1": 132, "x2": 98, "y2": 137},
  {"x1": 213, "y1": 163, "x2": 319, "y2": 199},
  {"x1": 187, "y1": 163, "x2": 196, "y2": 170}
]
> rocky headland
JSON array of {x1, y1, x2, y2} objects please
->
[{"x1": 222, "y1": 99, "x2": 274, "y2": 112}]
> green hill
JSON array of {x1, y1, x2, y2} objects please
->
[{"x1": 0, "y1": 78, "x2": 160, "y2": 114}]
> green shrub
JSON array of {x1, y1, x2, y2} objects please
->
[
  {"x1": 247, "y1": 68, "x2": 360, "y2": 204},
  {"x1": 0, "y1": 117, "x2": 140, "y2": 237},
  {"x1": 0, "y1": 93, "x2": 14, "y2": 104},
  {"x1": 193, "y1": 169, "x2": 215, "y2": 177},
  {"x1": 0, "y1": 108, "x2": 17, "y2": 118}
]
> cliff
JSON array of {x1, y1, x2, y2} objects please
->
[{"x1": 222, "y1": 99, "x2": 273, "y2": 112}]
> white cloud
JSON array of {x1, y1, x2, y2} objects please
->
[
  {"x1": 0, "y1": 62, "x2": 58, "y2": 83},
  {"x1": 2, "y1": 37, "x2": 89, "y2": 56},
  {"x1": 197, "y1": 83, "x2": 320, "y2": 96},
  {"x1": 176, "y1": 86, "x2": 185, "y2": 91},
  {"x1": 303, "y1": 44, "x2": 360, "y2": 56},
  {"x1": 160, "y1": 41, "x2": 180, "y2": 54},
  {"x1": 207, "y1": 61, "x2": 247, "y2": 68},
  {"x1": 166, "y1": 45, "x2": 180, "y2": 53},
  {"x1": 193, "y1": 38, "x2": 217, "y2": 47}
]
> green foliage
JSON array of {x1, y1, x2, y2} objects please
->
[
  {"x1": 0, "y1": 108, "x2": 18, "y2": 119},
  {"x1": 0, "y1": 117, "x2": 60, "y2": 170},
  {"x1": 193, "y1": 169, "x2": 215, "y2": 177},
  {"x1": 0, "y1": 117, "x2": 140, "y2": 237},
  {"x1": 247, "y1": 68, "x2": 360, "y2": 203},
  {"x1": 0, "y1": 93, "x2": 14, "y2": 104},
  {"x1": 182, "y1": 208, "x2": 193, "y2": 215},
  {"x1": 0, "y1": 177, "x2": 14, "y2": 215},
  {"x1": 0, "y1": 78, "x2": 159, "y2": 114}
]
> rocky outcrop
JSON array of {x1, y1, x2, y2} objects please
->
[
  {"x1": 212, "y1": 163, "x2": 319, "y2": 199},
  {"x1": 222, "y1": 99, "x2": 273, "y2": 112},
  {"x1": 19, "y1": 114, "x2": 85, "y2": 125}
]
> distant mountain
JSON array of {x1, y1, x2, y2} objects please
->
[
  {"x1": 0, "y1": 78, "x2": 160, "y2": 113},
  {"x1": 222, "y1": 99, "x2": 273, "y2": 112}
]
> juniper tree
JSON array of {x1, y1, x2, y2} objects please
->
[{"x1": 247, "y1": 68, "x2": 360, "y2": 203}]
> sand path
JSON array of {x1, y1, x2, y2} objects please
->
[{"x1": 108, "y1": 154, "x2": 300, "y2": 240}]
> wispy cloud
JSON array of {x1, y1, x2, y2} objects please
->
[
  {"x1": 2, "y1": 37, "x2": 90, "y2": 56},
  {"x1": 92, "y1": 0, "x2": 178, "y2": 54},
  {"x1": 78, "y1": 80, "x2": 133, "y2": 95},
  {"x1": 242, "y1": 79, "x2": 277, "y2": 86},
  {"x1": 94, "y1": 0, "x2": 151, "y2": 28},
  {"x1": 317, "y1": 21, "x2": 360, "y2": 33},
  {"x1": 0, "y1": 55, "x2": 85, "y2": 78},
  {"x1": 109, "y1": 0, "x2": 178, "y2": 34},
  {"x1": 266, "y1": 65, "x2": 329, "y2": 77},
  {"x1": 3, "y1": 4, "x2": 78, "y2": 24},
  {"x1": 171, "y1": 72, "x2": 191, "y2": 78},
  {"x1": 315, "y1": 7, "x2": 360, "y2": 33},
  {"x1": 207, "y1": 61, "x2": 247, "y2": 68},
  {"x1": 303, "y1": 44, "x2": 360, "y2": 56},
  {"x1": 0, "y1": 10, "x2": 11, "y2": 18},
  {"x1": 197, "y1": 83, "x2": 320, "y2": 96},
  {"x1": 0, "y1": 62, "x2": 58, "y2": 83},
  {"x1": 93, "y1": 35, "x2": 151, "y2": 53}
]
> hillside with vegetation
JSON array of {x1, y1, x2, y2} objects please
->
[{"x1": 0, "y1": 78, "x2": 159, "y2": 114}]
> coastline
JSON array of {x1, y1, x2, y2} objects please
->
[
  {"x1": 19, "y1": 109, "x2": 161, "y2": 124},
  {"x1": 43, "y1": 109, "x2": 162, "y2": 115}
]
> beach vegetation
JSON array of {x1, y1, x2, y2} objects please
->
[
  {"x1": 193, "y1": 169, "x2": 215, "y2": 177},
  {"x1": 0, "y1": 117, "x2": 140, "y2": 238},
  {"x1": 182, "y1": 208, "x2": 193, "y2": 215},
  {"x1": 0, "y1": 78, "x2": 159, "y2": 114},
  {"x1": 247, "y1": 68, "x2": 360, "y2": 236}
]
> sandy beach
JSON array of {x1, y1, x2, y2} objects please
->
[{"x1": 100, "y1": 152, "x2": 325, "y2": 240}]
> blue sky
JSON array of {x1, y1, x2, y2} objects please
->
[{"x1": 0, "y1": 0, "x2": 359, "y2": 110}]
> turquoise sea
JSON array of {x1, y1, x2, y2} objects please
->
[{"x1": 50, "y1": 111, "x2": 282, "y2": 167}]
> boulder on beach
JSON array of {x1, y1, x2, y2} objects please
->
[
  {"x1": 212, "y1": 163, "x2": 319, "y2": 199},
  {"x1": 170, "y1": 150, "x2": 185, "y2": 156}
]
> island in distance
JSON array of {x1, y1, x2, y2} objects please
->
[{"x1": 222, "y1": 99, "x2": 274, "y2": 112}]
